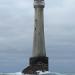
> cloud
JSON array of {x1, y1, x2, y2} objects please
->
[{"x1": 45, "y1": 0, "x2": 75, "y2": 46}]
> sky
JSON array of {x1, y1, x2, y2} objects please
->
[{"x1": 0, "y1": 0, "x2": 75, "y2": 73}]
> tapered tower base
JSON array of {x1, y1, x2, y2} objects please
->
[{"x1": 22, "y1": 57, "x2": 48, "y2": 74}]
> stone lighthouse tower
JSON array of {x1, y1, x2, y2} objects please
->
[
  {"x1": 22, "y1": 0, "x2": 48, "y2": 74},
  {"x1": 33, "y1": 0, "x2": 46, "y2": 57}
]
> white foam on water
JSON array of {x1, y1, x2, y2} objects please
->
[
  {"x1": 0, "y1": 71, "x2": 73, "y2": 75},
  {"x1": 36, "y1": 71, "x2": 66, "y2": 75}
]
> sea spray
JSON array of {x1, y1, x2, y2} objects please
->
[{"x1": 0, "y1": 71, "x2": 68, "y2": 75}]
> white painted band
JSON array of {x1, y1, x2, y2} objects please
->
[{"x1": 34, "y1": 1, "x2": 45, "y2": 6}]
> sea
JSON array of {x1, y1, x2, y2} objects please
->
[{"x1": 0, "y1": 71, "x2": 74, "y2": 75}]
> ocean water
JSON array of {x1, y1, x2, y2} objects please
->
[{"x1": 0, "y1": 71, "x2": 74, "y2": 75}]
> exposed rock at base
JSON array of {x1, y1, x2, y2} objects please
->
[{"x1": 22, "y1": 62, "x2": 48, "y2": 74}]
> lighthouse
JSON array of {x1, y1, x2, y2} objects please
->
[
  {"x1": 22, "y1": 0, "x2": 48, "y2": 74},
  {"x1": 33, "y1": 0, "x2": 46, "y2": 57}
]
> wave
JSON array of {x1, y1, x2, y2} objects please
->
[{"x1": 0, "y1": 71, "x2": 74, "y2": 75}]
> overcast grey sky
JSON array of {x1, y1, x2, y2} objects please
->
[{"x1": 0, "y1": 0, "x2": 75, "y2": 73}]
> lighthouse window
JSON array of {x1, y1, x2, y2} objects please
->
[{"x1": 35, "y1": 27, "x2": 36, "y2": 31}]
